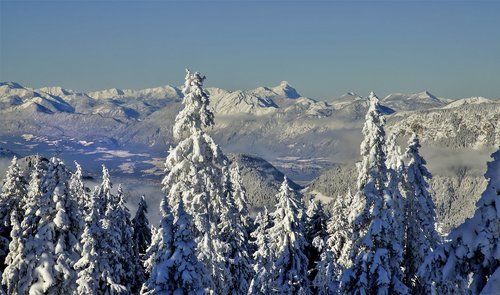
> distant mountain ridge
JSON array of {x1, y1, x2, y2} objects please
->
[{"x1": 0, "y1": 80, "x2": 498, "y2": 182}]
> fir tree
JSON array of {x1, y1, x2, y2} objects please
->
[
  {"x1": 2, "y1": 209, "x2": 34, "y2": 295},
  {"x1": 218, "y1": 166, "x2": 253, "y2": 295},
  {"x1": 2, "y1": 159, "x2": 44, "y2": 294},
  {"x1": 47, "y1": 158, "x2": 83, "y2": 294},
  {"x1": 141, "y1": 196, "x2": 176, "y2": 294},
  {"x1": 314, "y1": 191, "x2": 354, "y2": 294},
  {"x1": 173, "y1": 69, "x2": 214, "y2": 142},
  {"x1": 248, "y1": 208, "x2": 273, "y2": 295},
  {"x1": 75, "y1": 165, "x2": 127, "y2": 294},
  {"x1": 3, "y1": 158, "x2": 82, "y2": 294},
  {"x1": 70, "y1": 162, "x2": 89, "y2": 214},
  {"x1": 103, "y1": 185, "x2": 143, "y2": 293},
  {"x1": 162, "y1": 70, "x2": 232, "y2": 293},
  {"x1": 267, "y1": 177, "x2": 311, "y2": 294},
  {"x1": 420, "y1": 149, "x2": 500, "y2": 294},
  {"x1": 341, "y1": 93, "x2": 408, "y2": 295},
  {"x1": 94, "y1": 165, "x2": 113, "y2": 216},
  {"x1": 305, "y1": 197, "x2": 328, "y2": 286},
  {"x1": 169, "y1": 199, "x2": 208, "y2": 295},
  {"x1": 132, "y1": 196, "x2": 152, "y2": 269},
  {"x1": 74, "y1": 180, "x2": 106, "y2": 295},
  {"x1": 230, "y1": 164, "x2": 252, "y2": 230},
  {"x1": 0, "y1": 157, "x2": 26, "y2": 272},
  {"x1": 401, "y1": 133, "x2": 440, "y2": 293}
]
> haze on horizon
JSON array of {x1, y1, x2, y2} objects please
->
[{"x1": 1, "y1": 0, "x2": 499, "y2": 100}]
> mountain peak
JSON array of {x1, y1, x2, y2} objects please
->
[
  {"x1": 279, "y1": 80, "x2": 291, "y2": 87},
  {"x1": 88, "y1": 88, "x2": 125, "y2": 99},
  {"x1": 38, "y1": 86, "x2": 74, "y2": 96},
  {"x1": 413, "y1": 90, "x2": 439, "y2": 101},
  {"x1": 272, "y1": 81, "x2": 300, "y2": 99},
  {"x1": 0, "y1": 82, "x2": 25, "y2": 89}
]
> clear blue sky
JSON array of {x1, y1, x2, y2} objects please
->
[{"x1": 1, "y1": 0, "x2": 499, "y2": 99}]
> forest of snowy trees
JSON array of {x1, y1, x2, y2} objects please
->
[{"x1": 0, "y1": 70, "x2": 498, "y2": 294}]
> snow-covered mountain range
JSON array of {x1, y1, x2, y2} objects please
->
[
  {"x1": 1, "y1": 81, "x2": 498, "y2": 179},
  {"x1": 0, "y1": 80, "x2": 498, "y2": 230}
]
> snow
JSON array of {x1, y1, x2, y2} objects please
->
[{"x1": 443, "y1": 97, "x2": 494, "y2": 109}]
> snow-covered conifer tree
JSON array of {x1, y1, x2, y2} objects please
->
[
  {"x1": 328, "y1": 190, "x2": 354, "y2": 271},
  {"x1": 141, "y1": 196, "x2": 175, "y2": 294},
  {"x1": 305, "y1": 197, "x2": 328, "y2": 285},
  {"x1": 401, "y1": 133, "x2": 440, "y2": 293},
  {"x1": 312, "y1": 246, "x2": 338, "y2": 295},
  {"x1": 2, "y1": 209, "x2": 31, "y2": 295},
  {"x1": 76, "y1": 165, "x2": 130, "y2": 294},
  {"x1": 103, "y1": 184, "x2": 143, "y2": 293},
  {"x1": 313, "y1": 191, "x2": 354, "y2": 294},
  {"x1": 341, "y1": 93, "x2": 407, "y2": 295},
  {"x1": 162, "y1": 70, "x2": 232, "y2": 293},
  {"x1": 94, "y1": 165, "x2": 113, "y2": 216},
  {"x1": 217, "y1": 166, "x2": 252, "y2": 295},
  {"x1": 0, "y1": 157, "x2": 26, "y2": 271},
  {"x1": 70, "y1": 161, "x2": 89, "y2": 214},
  {"x1": 2, "y1": 159, "x2": 44, "y2": 294},
  {"x1": 230, "y1": 164, "x2": 252, "y2": 230},
  {"x1": 132, "y1": 196, "x2": 152, "y2": 263},
  {"x1": 47, "y1": 158, "x2": 83, "y2": 294},
  {"x1": 75, "y1": 179, "x2": 106, "y2": 295},
  {"x1": 249, "y1": 208, "x2": 273, "y2": 295},
  {"x1": 419, "y1": 149, "x2": 500, "y2": 295},
  {"x1": 267, "y1": 177, "x2": 310, "y2": 294},
  {"x1": 4, "y1": 158, "x2": 82, "y2": 294},
  {"x1": 173, "y1": 70, "x2": 214, "y2": 141},
  {"x1": 169, "y1": 199, "x2": 207, "y2": 294}
]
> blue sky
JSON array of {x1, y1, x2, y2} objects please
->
[{"x1": 1, "y1": 0, "x2": 499, "y2": 99}]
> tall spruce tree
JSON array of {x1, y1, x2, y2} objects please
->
[
  {"x1": 69, "y1": 162, "x2": 89, "y2": 214},
  {"x1": 47, "y1": 158, "x2": 83, "y2": 294},
  {"x1": 314, "y1": 190, "x2": 354, "y2": 294},
  {"x1": 230, "y1": 164, "x2": 252, "y2": 230},
  {"x1": 305, "y1": 197, "x2": 328, "y2": 287},
  {"x1": 3, "y1": 158, "x2": 82, "y2": 294},
  {"x1": 74, "y1": 178, "x2": 106, "y2": 295},
  {"x1": 401, "y1": 133, "x2": 440, "y2": 293},
  {"x1": 340, "y1": 93, "x2": 408, "y2": 295},
  {"x1": 162, "y1": 70, "x2": 233, "y2": 293},
  {"x1": 75, "y1": 165, "x2": 128, "y2": 294},
  {"x1": 267, "y1": 177, "x2": 311, "y2": 294},
  {"x1": 249, "y1": 208, "x2": 273, "y2": 295},
  {"x1": 0, "y1": 157, "x2": 26, "y2": 273},
  {"x1": 103, "y1": 185, "x2": 143, "y2": 293},
  {"x1": 419, "y1": 149, "x2": 500, "y2": 294},
  {"x1": 142, "y1": 197, "x2": 208, "y2": 295},
  {"x1": 218, "y1": 166, "x2": 252, "y2": 295},
  {"x1": 2, "y1": 159, "x2": 43, "y2": 294},
  {"x1": 2, "y1": 209, "x2": 29, "y2": 295},
  {"x1": 132, "y1": 196, "x2": 152, "y2": 268},
  {"x1": 142, "y1": 195, "x2": 183, "y2": 294},
  {"x1": 169, "y1": 199, "x2": 208, "y2": 295}
]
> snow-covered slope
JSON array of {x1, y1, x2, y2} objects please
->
[
  {"x1": 0, "y1": 80, "x2": 498, "y2": 180},
  {"x1": 390, "y1": 102, "x2": 500, "y2": 149},
  {"x1": 442, "y1": 96, "x2": 494, "y2": 109},
  {"x1": 382, "y1": 91, "x2": 447, "y2": 111},
  {"x1": 1, "y1": 80, "x2": 497, "y2": 232},
  {"x1": 0, "y1": 82, "x2": 74, "y2": 113}
]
